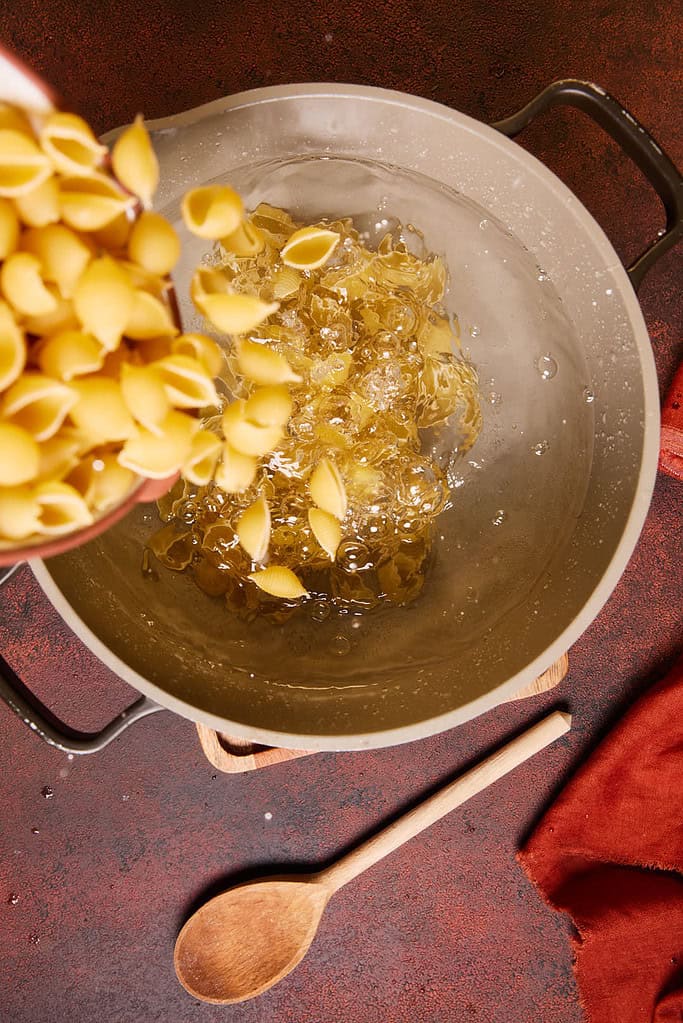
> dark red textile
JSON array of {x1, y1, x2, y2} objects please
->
[
  {"x1": 519, "y1": 659, "x2": 683, "y2": 1022},
  {"x1": 660, "y1": 362, "x2": 683, "y2": 482}
]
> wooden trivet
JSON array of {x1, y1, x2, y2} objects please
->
[{"x1": 195, "y1": 653, "x2": 569, "y2": 773}]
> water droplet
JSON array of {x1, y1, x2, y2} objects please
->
[
  {"x1": 330, "y1": 635, "x2": 351, "y2": 657},
  {"x1": 478, "y1": 219, "x2": 489, "y2": 230},
  {"x1": 537, "y1": 269, "x2": 549, "y2": 282},
  {"x1": 532, "y1": 441, "x2": 549, "y2": 456},
  {"x1": 122, "y1": 794, "x2": 129, "y2": 802},
  {"x1": 656, "y1": 226, "x2": 666, "y2": 238},
  {"x1": 488, "y1": 391, "x2": 502, "y2": 405},
  {"x1": 66, "y1": 754, "x2": 74, "y2": 762},
  {"x1": 469, "y1": 324, "x2": 480, "y2": 338},
  {"x1": 264, "y1": 811, "x2": 273, "y2": 821},
  {"x1": 351, "y1": 619, "x2": 362, "y2": 630},
  {"x1": 583, "y1": 388, "x2": 595, "y2": 404},
  {"x1": 491, "y1": 510, "x2": 507, "y2": 526},
  {"x1": 535, "y1": 354, "x2": 558, "y2": 380},
  {"x1": 605, "y1": 288, "x2": 613, "y2": 296},
  {"x1": 8, "y1": 893, "x2": 19, "y2": 906},
  {"x1": 31, "y1": 827, "x2": 40, "y2": 835},
  {"x1": 41, "y1": 786, "x2": 53, "y2": 800},
  {"x1": 28, "y1": 934, "x2": 40, "y2": 945}
]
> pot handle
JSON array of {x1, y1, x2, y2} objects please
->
[{"x1": 491, "y1": 78, "x2": 683, "y2": 291}]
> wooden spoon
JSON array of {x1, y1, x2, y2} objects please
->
[{"x1": 174, "y1": 709, "x2": 571, "y2": 1004}]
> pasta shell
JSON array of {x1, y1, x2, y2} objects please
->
[
  {"x1": 39, "y1": 112, "x2": 107, "y2": 176},
  {"x1": 111, "y1": 115, "x2": 159, "y2": 207},
  {"x1": 222, "y1": 399, "x2": 283, "y2": 457},
  {"x1": 124, "y1": 289, "x2": 178, "y2": 340},
  {"x1": 59, "y1": 173, "x2": 134, "y2": 232},
  {"x1": 181, "y1": 184, "x2": 243, "y2": 239},
  {"x1": 22, "y1": 289, "x2": 79, "y2": 336},
  {"x1": 171, "y1": 332, "x2": 224, "y2": 377},
  {"x1": 117, "y1": 409, "x2": 198, "y2": 479},
  {"x1": 117, "y1": 258, "x2": 166, "y2": 296},
  {"x1": 91, "y1": 210, "x2": 132, "y2": 250},
  {"x1": 66, "y1": 453, "x2": 136, "y2": 512},
  {"x1": 38, "y1": 330, "x2": 105, "y2": 381},
  {"x1": 127, "y1": 211, "x2": 180, "y2": 276},
  {"x1": 132, "y1": 336, "x2": 173, "y2": 364},
  {"x1": 182, "y1": 429, "x2": 222, "y2": 486},
  {"x1": 220, "y1": 218, "x2": 265, "y2": 257},
  {"x1": 308, "y1": 507, "x2": 342, "y2": 559},
  {"x1": 0, "y1": 421, "x2": 40, "y2": 485},
  {"x1": 0, "y1": 485, "x2": 40, "y2": 541},
  {"x1": 248, "y1": 566, "x2": 308, "y2": 600},
  {"x1": 418, "y1": 313, "x2": 456, "y2": 356},
  {"x1": 0, "y1": 300, "x2": 26, "y2": 391},
  {"x1": 270, "y1": 265, "x2": 302, "y2": 300},
  {"x1": 34, "y1": 480, "x2": 94, "y2": 535},
  {"x1": 214, "y1": 442, "x2": 257, "y2": 493},
  {"x1": 244, "y1": 384, "x2": 293, "y2": 427},
  {"x1": 236, "y1": 339, "x2": 301, "y2": 385},
  {"x1": 14, "y1": 174, "x2": 60, "y2": 227},
  {"x1": 237, "y1": 495, "x2": 271, "y2": 561},
  {"x1": 0, "y1": 105, "x2": 33, "y2": 136},
  {"x1": 0, "y1": 197, "x2": 19, "y2": 258},
  {"x1": 151, "y1": 354, "x2": 219, "y2": 409},
  {"x1": 21, "y1": 224, "x2": 93, "y2": 298},
  {"x1": 309, "y1": 457, "x2": 347, "y2": 520},
  {"x1": 2, "y1": 373, "x2": 77, "y2": 442},
  {"x1": 73, "y1": 256, "x2": 135, "y2": 350},
  {"x1": 281, "y1": 226, "x2": 340, "y2": 270},
  {"x1": 190, "y1": 266, "x2": 231, "y2": 301},
  {"x1": 36, "y1": 431, "x2": 82, "y2": 482},
  {"x1": 1, "y1": 251, "x2": 57, "y2": 316},
  {"x1": 195, "y1": 292, "x2": 279, "y2": 336},
  {"x1": 120, "y1": 364, "x2": 170, "y2": 433},
  {"x1": 0, "y1": 129, "x2": 51, "y2": 197},
  {"x1": 69, "y1": 377, "x2": 136, "y2": 444}
]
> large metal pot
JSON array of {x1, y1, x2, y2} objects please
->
[{"x1": 2, "y1": 80, "x2": 681, "y2": 752}]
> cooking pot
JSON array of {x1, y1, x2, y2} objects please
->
[{"x1": 1, "y1": 79, "x2": 681, "y2": 753}]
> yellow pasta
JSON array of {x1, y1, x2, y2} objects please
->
[
  {"x1": 0, "y1": 104, "x2": 33, "y2": 136},
  {"x1": 181, "y1": 185, "x2": 244, "y2": 240},
  {"x1": 214, "y1": 442, "x2": 257, "y2": 493},
  {"x1": 171, "y1": 333, "x2": 224, "y2": 377},
  {"x1": 38, "y1": 330, "x2": 105, "y2": 381},
  {"x1": 236, "y1": 338, "x2": 301, "y2": 385},
  {"x1": 194, "y1": 292, "x2": 279, "y2": 336},
  {"x1": 151, "y1": 354, "x2": 219, "y2": 409},
  {"x1": 270, "y1": 265, "x2": 302, "y2": 300},
  {"x1": 120, "y1": 364, "x2": 170, "y2": 433},
  {"x1": 21, "y1": 223, "x2": 93, "y2": 298},
  {"x1": 0, "y1": 422, "x2": 40, "y2": 486},
  {"x1": 309, "y1": 457, "x2": 347, "y2": 520},
  {"x1": 280, "y1": 226, "x2": 340, "y2": 270},
  {"x1": 127, "y1": 211, "x2": 180, "y2": 276},
  {"x1": 59, "y1": 172, "x2": 134, "y2": 232},
  {"x1": 92, "y1": 210, "x2": 132, "y2": 250},
  {"x1": 237, "y1": 495, "x2": 270, "y2": 561},
  {"x1": 0, "y1": 300, "x2": 26, "y2": 391},
  {"x1": 0, "y1": 197, "x2": 20, "y2": 257},
  {"x1": 0, "y1": 485, "x2": 40, "y2": 541},
  {"x1": 39, "y1": 112, "x2": 106, "y2": 177},
  {"x1": 248, "y1": 566, "x2": 308, "y2": 600},
  {"x1": 220, "y1": 218, "x2": 265, "y2": 257},
  {"x1": 36, "y1": 430, "x2": 82, "y2": 482},
  {"x1": 1, "y1": 251, "x2": 57, "y2": 316},
  {"x1": 124, "y1": 288, "x2": 178, "y2": 340},
  {"x1": 111, "y1": 115, "x2": 159, "y2": 207},
  {"x1": 14, "y1": 174, "x2": 60, "y2": 227},
  {"x1": 307, "y1": 507, "x2": 341, "y2": 560},
  {"x1": 66, "y1": 453, "x2": 136, "y2": 512},
  {"x1": 222, "y1": 399, "x2": 283, "y2": 457},
  {"x1": 22, "y1": 290, "x2": 79, "y2": 337},
  {"x1": 2, "y1": 373, "x2": 77, "y2": 442},
  {"x1": 72, "y1": 256, "x2": 135, "y2": 350},
  {"x1": 0, "y1": 128, "x2": 52, "y2": 197},
  {"x1": 182, "y1": 429, "x2": 222, "y2": 487},
  {"x1": 244, "y1": 384, "x2": 293, "y2": 427},
  {"x1": 117, "y1": 409, "x2": 198, "y2": 478},
  {"x1": 69, "y1": 377, "x2": 136, "y2": 444},
  {"x1": 132, "y1": 336, "x2": 173, "y2": 364},
  {"x1": 34, "y1": 480, "x2": 94, "y2": 535}
]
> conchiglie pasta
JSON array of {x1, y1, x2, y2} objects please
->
[
  {"x1": 73, "y1": 256, "x2": 134, "y2": 350},
  {"x1": 91, "y1": 210, "x2": 132, "y2": 250},
  {"x1": 66, "y1": 453, "x2": 136, "y2": 512},
  {"x1": 248, "y1": 566, "x2": 308, "y2": 599},
  {"x1": 1, "y1": 373, "x2": 77, "y2": 442},
  {"x1": 34, "y1": 479, "x2": 94, "y2": 535},
  {"x1": 151, "y1": 354, "x2": 219, "y2": 409},
  {"x1": 0, "y1": 197, "x2": 20, "y2": 258},
  {"x1": 39, "y1": 112, "x2": 106, "y2": 176},
  {"x1": 0, "y1": 485, "x2": 40, "y2": 541},
  {"x1": 0, "y1": 129, "x2": 52, "y2": 197},
  {"x1": 182, "y1": 429, "x2": 222, "y2": 486},
  {"x1": 13, "y1": 175, "x2": 60, "y2": 227},
  {"x1": 127, "y1": 211, "x2": 180, "y2": 276},
  {"x1": 236, "y1": 339, "x2": 301, "y2": 385},
  {"x1": 171, "y1": 333, "x2": 224, "y2": 377},
  {"x1": 0, "y1": 421, "x2": 40, "y2": 485},
  {"x1": 59, "y1": 173, "x2": 133, "y2": 232},
  {"x1": 111, "y1": 115, "x2": 159, "y2": 207},
  {"x1": 0, "y1": 300, "x2": 26, "y2": 392},
  {"x1": 22, "y1": 289, "x2": 79, "y2": 337},
  {"x1": 1, "y1": 252, "x2": 57, "y2": 316},
  {"x1": 124, "y1": 288, "x2": 178, "y2": 340},
  {"x1": 280, "y1": 226, "x2": 340, "y2": 270},
  {"x1": 220, "y1": 218, "x2": 265, "y2": 257},
  {"x1": 195, "y1": 292, "x2": 279, "y2": 336},
  {"x1": 270, "y1": 265, "x2": 302, "y2": 300},
  {"x1": 37, "y1": 330, "x2": 105, "y2": 381},
  {"x1": 214, "y1": 442, "x2": 257, "y2": 494},
  {"x1": 0, "y1": 104, "x2": 33, "y2": 136},
  {"x1": 244, "y1": 384, "x2": 293, "y2": 427},
  {"x1": 120, "y1": 363, "x2": 170, "y2": 433},
  {"x1": 222, "y1": 399, "x2": 283, "y2": 457},
  {"x1": 117, "y1": 409, "x2": 198, "y2": 478},
  {"x1": 35, "y1": 430, "x2": 82, "y2": 482},
  {"x1": 181, "y1": 184, "x2": 243, "y2": 240},
  {"x1": 69, "y1": 377, "x2": 136, "y2": 444},
  {"x1": 21, "y1": 223, "x2": 92, "y2": 298}
]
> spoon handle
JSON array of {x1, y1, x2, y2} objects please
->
[{"x1": 316, "y1": 709, "x2": 571, "y2": 893}]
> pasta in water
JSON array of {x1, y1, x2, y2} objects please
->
[{"x1": 111, "y1": 115, "x2": 159, "y2": 208}]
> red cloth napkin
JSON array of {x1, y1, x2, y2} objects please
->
[
  {"x1": 660, "y1": 362, "x2": 683, "y2": 481},
  {"x1": 519, "y1": 657, "x2": 683, "y2": 1022}
]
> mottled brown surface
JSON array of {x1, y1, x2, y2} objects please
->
[{"x1": 0, "y1": 1, "x2": 681, "y2": 1021}]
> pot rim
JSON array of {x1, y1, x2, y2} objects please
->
[{"x1": 34, "y1": 83, "x2": 660, "y2": 750}]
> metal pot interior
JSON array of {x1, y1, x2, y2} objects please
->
[{"x1": 34, "y1": 86, "x2": 659, "y2": 748}]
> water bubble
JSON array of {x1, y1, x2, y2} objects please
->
[
  {"x1": 491, "y1": 510, "x2": 507, "y2": 526},
  {"x1": 7, "y1": 893, "x2": 19, "y2": 905},
  {"x1": 31, "y1": 827, "x2": 40, "y2": 835},
  {"x1": 535, "y1": 354, "x2": 558, "y2": 380},
  {"x1": 605, "y1": 288, "x2": 613, "y2": 296},
  {"x1": 479, "y1": 219, "x2": 489, "y2": 230},
  {"x1": 488, "y1": 391, "x2": 502, "y2": 405},
  {"x1": 67, "y1": 754, "x2": 74, "y2": 762},
  {"x1": 28, "y1": 934, "x2": 40, "y2": 946},
  {"x1": 41, "y1": 786, "x2": 54, "y2": 800},
  {"x1": 330, "y1": 635, "x2": 351, "y2": 656},
  {"x1": 351, "y1": 619, "x2": 362, "y2": 630},
  {"x1": 469, "y1": 324, "x2": 480, "y2": 338},
  {"x1": 264, "y1": 811, "x2": 273, "y2": 821},
  {"x1": 583, "y1": 388, "x2": 595, "y2": 404},
  {"x1": 657, "y1": 226, "x2": 666, "y2": 238},
  {"x1": 537, "y1": 269, "x2": 550, "y2": 282},
  {"x1": 532, "y1": 441, "x2": 549, "y2": 456}
]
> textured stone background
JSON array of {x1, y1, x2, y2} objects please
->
[{"x1": 0, "y1": 1, "x2": 681, "y2": 1020}]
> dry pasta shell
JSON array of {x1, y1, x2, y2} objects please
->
[
  {"x1": 69, "y1": 377, "x2": 137, "y2": 444},
  {"x1": 59, "y1": 173, "x2": 134, "y2": 232},
  {"x1": 73, "y1": 256, "x2": 135, "y2": 351},
  {"x1": 248, "y1": 566, "x2": 308, "y2": 600},
  {"x1": 181, "y1": 184, "x2": 243, "y2": 240},
  {"x1": 120, "y1": 363, "x2": 171, "y2": 433},
  {"x1": 0, "y1": 485, "x2": 40, "y2": 541},
  {"x1": 132, "y1": 336, "x2": 173, "y2": 364},
  {"x1": 0, "y1": 104, "x2": 33, "y2": 136},
  {"x1": 111, "y1": 115, "x2": 159, "y2": 207},
  {"x1": 151, "y1": 354, "x2": 219, "y2": 409},
  {"x1": 195, "y1": 292, "x2": 279, "y2": 336},
  {"x1": 220, "y1": 218, "x2": 265, "y2": 257},
  {"x1": 0, "y1": 129, "x2": 52, "y2": 197},
  {"x1": 182, "y1": 429, "x2": 222, "y2": 487},
  {"x1": 307, "y1": 507, "x2": 342, "y2": 560},
  {"x1": 117, "y1": 257, "x2": 166, "y2": 296},
  {"x1": 0, "y1": 299, "x2": 26, "y2": 392},
  {"x1": 281, "y1": 226, "x2": 340, "y2": 270},
  {"x1": 38, "y1": 330, "x2": 105, "y2": 381},
  {"x1": 127, "y1": 211, "x2": 180, "y2": 276},
  {"x1": 236, "y1": 339, "x2": 301, "y2": 386},
  {"x1": 0, "y1": 421, "x2": 40, "y2": 486},
  {"x1": 1, "y1": 251, "x2": 57, "y2": 317},
  {"x1": 35, "y1": 430, "x2": 82, "y2": 482},
  {"x1": 34, "y1": 479, "x2": 94, "y2": 535},
  {"x1": 14, "y1": 174, "x2": 60, "y2": 227},
  {"x1": 171, "y1": 333, "x2": 224, "y2": 377},
  {"x1": 22, "y1": 288, "x2": 79, "y2": 337},
  {"x1": 124, "y1": 289, "x2": 178, "y2": 340},
  {"x1": 39, "y1": 112, "x2": 107, "y2": 177},
  {"x1": 2, "y1": 373, "x2": 77, "y2": 443},
  {"x1": 21, "y1": 224, "x2": 93, "y2": 299},
  {"x1": 66, "y1": 453, "x2": 136, "y2": 512},
  {"x1": 309, "y1": 457, "x2": 347, "y2": 520},
  {"x1": 222, "y1": 399, "x2": 283, "y2": 457},
  {"x1": 0, "y1": 197, "x2": 19, "y2": 259},
  {"x1": 117, "y1": 408, "x2": 198, "y2": 479},
  {"x1": 244, "y1": 384, "x2": 293, "y2": 427},
  {"x1": 270, "y1": 265, "x2": 302, "y2": 300},
  {"x1": 237, "y1": 495, "x2": 271, "y2": 562},
  {"x1": 190, "y1": 266, "x2": 232, "y2": 301},
  {"x1": 214, "y1": 442, "x2": 257, "y2": 493},
  {"x1": 91, "y1": 210, "x2": 132, "y2": 250}
]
